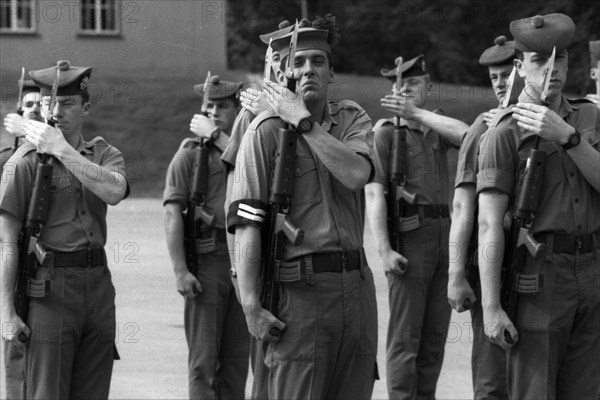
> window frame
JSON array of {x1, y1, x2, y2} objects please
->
[
  {"x1": 78, "y1": 0, "x2": 121, "y2": 37},
  {"x1": 0, "y1": 0, "x2": 37, "y2": 35}
]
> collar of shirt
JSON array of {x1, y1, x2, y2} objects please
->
[{"x1": 74, "y1": 136, "x2": 94, "y2": 155}]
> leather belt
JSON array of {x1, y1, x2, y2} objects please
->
[
  {"x1": 402, "y1": 204, "x2": 450, "y2": 219},
  {"x1": 54, "y1": 248, "x2": 106, "y2": 268},
  {"x1": 278, "y1": 249, "x2": 365, "y2": 284},
  {"x1": 536, "y1": 232, "x2": 598, "y2": 255},
  {"x1": 311, "y1": 250, "x2": 363, "y2": 273}
]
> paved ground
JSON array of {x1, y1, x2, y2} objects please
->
[{"x1": 1, "y1": 198, "x2": 474, "y2": 399}]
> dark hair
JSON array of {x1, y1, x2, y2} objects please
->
[
  {"x1": 515, "y1": 49, "x2": 524, "y2": 60},
  {"x1": 81, "y1": 89, "x2": 90, "y2": 104}
]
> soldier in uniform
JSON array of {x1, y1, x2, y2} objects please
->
[
  {"x1": 447, "y1": 36, "x2": 516, "y2": 400},
  {"x1": 228, "y1": 23, "x2": 378, "y2": 399},
  {"x1": 1, "y1": 80, "x2": 43, "y2": 172},
  {"x1": 477, "y1": 13, "x2": 600, "y2": 399},
  {"x1": 1, "y1": 79, "x2": 43, "y2": 400},
  {"x1": 365, "y1": 55, "x2": 466, "y2": 399},
  {"x1": 163, "y1": 75, "x2": 250, "y2": 399},
  {"x1": 587, "y1": 40, "x2": 599, "y2": 105},
  {"x1": 0, "y1": 60, "x2": 129, "y2": 399}
]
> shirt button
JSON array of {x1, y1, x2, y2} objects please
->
[
  {"x1": 295, "y1": 168, "x2": 301, "y2": 175},
  {"x1": 89, "y1": 232, "x2": 94, "y2": 237},
  {"x1": 574, "y1": 198, "x2": 579, "y2": 203},
  {"x1": 76, "y1": 188, "x2": 81, "y2": 193},
  {"x1": 81, "y1": 210, "x2": 87, "y2": 215},
  {"x1": 570, "y1": 171, "x2": 575, "y2": 177}
]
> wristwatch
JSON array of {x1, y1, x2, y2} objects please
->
[
  {"x1": 295, "y1": 117, "x2": 313, "y2": 134},
  {"x1": 561, "y1": 130, "x2": 581, "y2": 151}
]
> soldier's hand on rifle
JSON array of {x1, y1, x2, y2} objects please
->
[
  {"x1": 3, "y1": 113, "x2": 28, "y2": 137},
  {"x1": 20, "y1": 119, "x2": 69, "y2": 156},
  {"x1": 483, "y1": 306, "x2": 518, "y2": 349},
  {"x1": 240, "y1": 86, "x2": 272, "y2": 116},
  {"x1": 381, "y1": 248, "x2": 408, "y2": 276},
  {"x1": 243, "y1": 302, "x2": 286, "y2": 342},
  {"x1": 1, "y1": 313, "x2": 30, "y2": 348},
  {"x1": 190, "y1": 114, "x2": 219, "y2": 140},
  {"x1": 175, "y1": 271, "x2": 202, "y2": 298},
  {"x1": 447, "y1": 274, "x2": 477, "y2": 312},
  {"x1": 482, "y1": 108, "x2": 501, "y2": 126},
  {"x1": 381, "y1": 94, "x2": 420, "y2": 121},
  {"x1": 513, "y1": 102, "x2": 574, "y2": 142},
  {"x1": 262, "y1": 81, "x2": 311, "y2": 127}
]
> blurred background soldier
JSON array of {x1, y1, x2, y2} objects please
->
[
  {"x1": 163, "y1": 75, "x2": 250, "y2": 399},
  {"x1": 587, "y1": 40, "x2": 599, "y2": 106},
  {"x1": 1, "y1": 80, "x2": 43, "y2": 172},
  {"x1": 1, "y1": 78, "x2": 43, "y2": 400},
  {"x1": 228, "y1": 21, "x2": 378, "y2": 399},
  {"x1": 478, "y1": 13, "x2": 600, "y2": 399},
  {"x1": 0, "y1": 60, "x2": 129, "y2": 399},
  {"x1": 448, "y1": 35, "x2": 516, "y2": 400},
  {"x1": 365, "y1": 54, "x2": 467, "y2": 399}
]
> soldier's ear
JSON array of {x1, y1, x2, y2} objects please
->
[
  {"x1": 329, "y1": 68, "x2": 335, "y2": 83},
  {"x1": 514, "y1": 58, "x2": 525, "y2": 78},
  {"x1": 82, "y1": 101, "x2": 92, "y2": 116}
]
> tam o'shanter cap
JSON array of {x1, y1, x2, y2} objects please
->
[
  {"x1": 29, "y1": 60, "x2": 92, "y2": 97},
  {"x1": 510, "y1": 13, "x2": 575, "y2": 55},
  {"x1": 193, "y1": 75, "x2": 242, "y2": 100},
  {"x1": 22, "y1": 80, "x2": 40, "y2": 95},
  {"x1": 381, "y1": 55, "x2": 427, "y2": 80},
  {"x1": 259, "y1": 20, "x2": 295, "y2": 45},
  {"x1": 479, "y1": 36, "x2": 516, "y2": 66},
  {"x1": 271, "y1": 21, "x2": 330, "y2": 60},
  {"x1": 590, "y1": 40, "x2": 600, "y2": 67}
]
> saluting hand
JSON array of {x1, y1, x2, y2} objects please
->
[
  {"x1": 512, "y1": 102, "x2": 575, "y2": 143},
  {"x1": 240, "y1": 86, "x2": 272, "y2": 116},
  {"x1": 3, "y1": 113, "x2": 27, "y2": 137},
  {"x1": 190, "y1": 114, "x2": 218, "y2": 140},
  {"x1": 381, "y1": 94, "x2": 420, "y2": 121},
  {"x1": 20, "y1": 119, "x2": 69, "y2": 156},
  {"x1": 262, "y1": 81, "x2": 310, "y2": 126}
]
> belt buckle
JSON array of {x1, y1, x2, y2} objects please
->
[
  {"x1": 575, "y1": 236, "x2": 583, "y2": 254},
  {"x1": 87, "y1": 249, "x2": 93, "y2": 268},
  {"x1": 341, "y1": 251, "x2": 348, "y2": 272}
]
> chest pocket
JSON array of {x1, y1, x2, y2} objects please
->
[
  {"x1": 406, "y1": 145, "x2": 424, "y2": 182},
  {"x1": 538, "y1": 141, "x2": 563, "y2": 187},
  {"x1": 48, "y1": 168, "x2": 76, "y2": 221},
  {"x1": 292, "y1": 154, "x2": 322, "y2": 206}
]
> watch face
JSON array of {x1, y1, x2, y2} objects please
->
[
  {"x1": 300, "y1": 119, "x2": 311, "y2": 132},
  {"x1": 571, "y1": 134, "x2": 580, "y2": 145}
]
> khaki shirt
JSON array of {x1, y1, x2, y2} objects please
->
[
  {"x1": 455, "y1": 112, "x2": 489, "y2": 188},
  {"x1": 372, "y1": 118, "x2": 452, "y2": 206},
  {"x1": 477, "y1": 95, "x2": 600, "y2": 235},
  {"x1": 0, "y1": 137, "x2": 127, "y2": 251},
  {"x1": 227, "y1": 100, "x2": 373, "y2": 260},
  {"x1": 221, "y1": 109, "x2": 255, "y2": 171},
  {"x1": 163, "y1": 138, "x2": 228, "y2": 228}
]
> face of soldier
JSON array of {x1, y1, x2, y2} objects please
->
[
  {"x1": 21, "y1": 92, "x2": 43, "y2": 122},
  {"x1": 292, "y1": 49, "x2": 333, "y2": 104},
  {"x1": 398, "y1": 76, "x2": 428, "y2": 108},
  {"x1": 516, "y1": 49, "x2": 568, "y2": 101},
  {"x1": 488, "y1": 64, "x2": 513, "y2": 104},
  {"x1": 42, "y1": 94, "x2": 91, "y2": 137},
  {"x1": 206, "y1": 98, "x2": 238, "y2": 134}
]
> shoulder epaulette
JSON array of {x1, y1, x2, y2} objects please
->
[
  {"x1": 247, "y1": 109, "x2": 280, "y2": 132},
  {"x1": 11, "y1": 142, "x2": 37, "y2": 159},
  {"x1": 373, "y1": 118, "x2": 394, "y2": 131},
  {"x1": 567, "y1": 97, "x2": 594, "y2": 105},
  {"x1": 330, "y1": 99, "x2": 364, "y2": 114},
  {"x1": 85, "y1": 136, "x2": 109, "y2": 148},
  {"x1": 179, "y1": 137, "x2": 201, "y2": 150},
  {"x1": 488, "y1": 106, "x2": 515, "y2": 129}
]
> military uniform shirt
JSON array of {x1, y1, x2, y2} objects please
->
[
  {"x1": 221, "y1": 109, "x2": 255, "y2": 171},
  {"x1": 455, "y1": 112, "x2": 489, "y2": 187},
  {"x1": 163, "y1": 138, "x2": 228, "y2": 228},
  {"x1": 477, "y1": 95, "x2": 600, "y2": 235},
  {"x1": 228, "y1": 101, "x2": 373, "y2": 260},
  {"x1": 372, "y1": 118, "x2": 452, "y2": 205},
  {"x1": 0, "y1": 137, "x2": 127, "y2": 251}
]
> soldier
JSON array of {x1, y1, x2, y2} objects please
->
[
  {"x1": 447, "y1": 36, "x2": 516, "y2": 400},
  {"x1": 477, "y1": 13, "x2": 600, "y2": 399},
  {"x1": 365, "y1": 55, "x2": 467, "y2": 399},
  {"x1": 163, "y1": 75, "x2": 250, "y2": 399},
  {"x1": 1, "y1": 78, "x2": 43, "y2": 400},
  {"x1": 1, "y1": 80, "x2": 43, "y2": 172},
  {"x1": 0, "y1": 60, "x2": 129, "y2": 399},
  {"x1": 228, "y1": 23, "x2": 378, "y2": 399},
  {"x1": 587, "y1": 40, "x2": 599, "y2": 105}
]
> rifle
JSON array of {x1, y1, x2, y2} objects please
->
[
  {"x1": 184, "y1": 71, "x2": 216, "y2": 281},
  {"x1": 500, "y1": 47, "x2": 555, "y2": 343},
  {"x1": 259, "y1": 21, "x2": 304, "y2": 335},
  {"x1": 387, "y1": 56, "x2": 416, "y2": 275},
  {"x1": 14, "y1": 68, "x2": 61, "y2": 343}
]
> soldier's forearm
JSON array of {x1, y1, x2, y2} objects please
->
[{"x1": 234, "y1": 225, "x2": 262, "y2": 310}]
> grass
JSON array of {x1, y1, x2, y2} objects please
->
[{"x1": 0, "y1": 69, "x2": 496, "y2": 197}]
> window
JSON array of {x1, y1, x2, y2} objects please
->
[
  {"x1": 0, "y1": 0, "x2": 36, "y2": 33},
  {"x1": 79, "y1": 0, "x2": 120, "y2": 36}
]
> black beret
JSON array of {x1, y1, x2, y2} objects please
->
[
  {"x1": 29, "y1": 60, "x2": 92, "y2": 97},
  {"x1": 381, "y1": 55, "x2": 427, "y2": 80},
  {"x1": 22, "y1": 80, "x2": 40, "y2": 95},
  {"x1": 193, "y1": 75, "x2": 242, "y2": 100},
  {"x1": 510, "y1": 13, "x2": 575, "y2": 55},
  {"x1": 479, "y1": 36, "x2": 516, "y2": 66}
]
